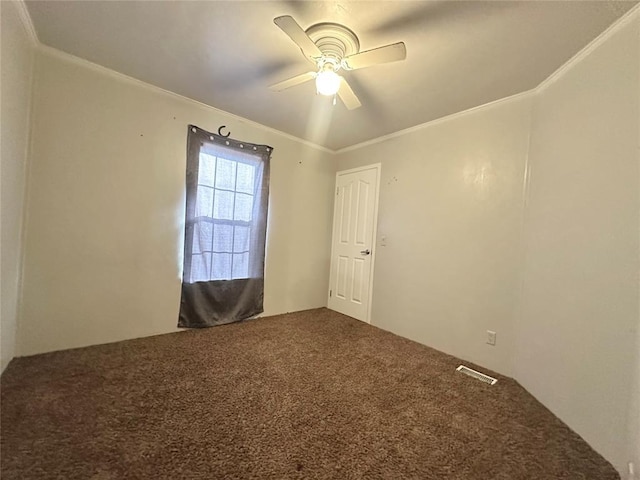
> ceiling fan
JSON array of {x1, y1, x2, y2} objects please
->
[{"x1": 270, "y1": 15, "x2": 407, "y2": 110}]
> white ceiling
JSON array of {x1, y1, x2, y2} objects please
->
[{"x1": 25, "y1": 1, "x2": 637, "y2": 151}]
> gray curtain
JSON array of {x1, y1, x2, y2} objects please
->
[{"x1": 178, "y1": 125, "x2": 272, "y2": 328}]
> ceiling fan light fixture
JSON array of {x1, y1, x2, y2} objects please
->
[
  {"x1": 315, "y1": 70, "x2": 341, "y2": 96},
  {"x1": 272, "y1": 15, "x2": 404, "y2": 109}
]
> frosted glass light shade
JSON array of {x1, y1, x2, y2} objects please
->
[{"x1": 316, "y1": 70, "x2": 341, "y2": 96}]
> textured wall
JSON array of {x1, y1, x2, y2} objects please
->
[
  {"x1": 516, "y1": 11, "x2": 639, "y2": 473},
  {"x1": 336, "y1": 94, "x2": 533, "y2": 377},
  {"x1": 19, "y1": 49, "x2": 336, "y2": 356},
  {"x1": 1, "y1": 1, "x2": 35, "y2": 372}
]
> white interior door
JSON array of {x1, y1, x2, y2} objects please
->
[{"x1": 328, "y1": 164, "x2": 380, "y2": 322}]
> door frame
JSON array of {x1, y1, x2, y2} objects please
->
[{"x1": 327, "y1": 163, "x2": 382, "y2": 324}]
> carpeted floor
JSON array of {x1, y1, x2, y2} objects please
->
[{"x1": 1, "y1": 308, "x2": 618, "y2": 479}]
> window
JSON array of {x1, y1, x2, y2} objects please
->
[
  {"x1": 189, "y1": 149, "x2": 258, "y2": 282},
  {"x1": 179, "y1": 126, "x2": 271, "y2": 328}
]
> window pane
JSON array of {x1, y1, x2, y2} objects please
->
[
  {"x1": 236, "y1": 162, "x2": 255, "y2": 194},
  {"x1": 213, "y1": 224, "x2": 233, "y2": 253},
  {"x1": 212, "y1": 253, "x2": 231, "y2": 280},
  {"x1": 195, "y1": 186, "x2": 213, "y2": 218},
  {"x1": 215, "y1": 158, "x2": 237, "y2": 190},
  {"x1": 192, "y1": 221, "x2": 213, "y2": 254},
  {"x1": 233, "y1": 225, "x2": 250, "y2": 253},
  {"x1": 190, "y1": 253, "x2": 211, "y2": 283},
  {"x1": 234, "y1": 193, "x2": 253, "y2": 222},
  {"x1": 232, "y1": 252, "x2": 249, "y2": 279},
  {"x1": 213, "y1": 189, "x2": 234, "y2": 220},
  {"x1": 199, "y1": 153, "x2": 216, "y2": 187},
  {"x1": 191, "y1": 149, "x2": 262, "y2": 283}
]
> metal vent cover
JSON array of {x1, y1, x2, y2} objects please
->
[{"x1": 456, "y1": 365, "x2": 497, "y2": 385}]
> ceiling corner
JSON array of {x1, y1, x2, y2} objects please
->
[{"x1": 14, "y1": 0, "x2": 39, "y2": 47}]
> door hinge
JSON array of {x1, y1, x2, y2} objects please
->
[
  {"x1": 336, "y1": 187, "x2": 339, "y2": 196},
  {"x1": 329, "y1": 289, "x2": 332, "y2": 297}
]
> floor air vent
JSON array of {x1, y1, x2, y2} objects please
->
[{"x1": 456, "y1": 365, "x2": 497, "y2": 385}]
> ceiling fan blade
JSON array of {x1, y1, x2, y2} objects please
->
[
  {"x1": 338, "y1": 77, "x2": 361, "y2": 110},
  {"x1": 269, "y1": 71, "x2": 316, "y2": 92},
  {"x1": 342, "y1": 42, "x2": 407, "y2": 71},
  {"x1": 274, "y1": 16, "x2": 323, "y2": 61}
]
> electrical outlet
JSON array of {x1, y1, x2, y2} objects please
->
[{"x1": 486, "y1": 330, "x2": 496, "y2": 346}]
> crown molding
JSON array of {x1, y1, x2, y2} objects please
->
[
  {"x1": 334, "y1": 90, "x2": 535, "y2": 155},
  {"x1": 36, "y1": 44, "x2": 335, "y2": 155},
  {"x1": 536, "y1": 4, "x2": 640, "y2": 93},
  {"x1": 13, "y1": 0, "x2": 39, "y2": 47}
]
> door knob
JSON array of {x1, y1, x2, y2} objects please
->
[{"x1": 360, "y1": 249, "x2": 371, "y2": 255}]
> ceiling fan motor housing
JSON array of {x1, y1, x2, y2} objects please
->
[{"x1": 306, "y1": 22, "x2": 360, "y2": 69}]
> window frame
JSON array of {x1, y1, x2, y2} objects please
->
[
  {"x1": 182, "y1": 126, "x2": 271, "y2": 285},
  {"x1": 189, "y1": 153, "x2": 258, "y2": 282}
]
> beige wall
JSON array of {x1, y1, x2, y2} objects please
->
[
  {"x1": 631, "y1": 326, "x2": 640, "y2": 476},
  {"x1": 516, "y1": 11, "x2": 639, "y2": 473},
  {"x1": 336, "y1": 94, "x2": 533, "y2": 377},
  {"x1": 1, "y1": 1, "x2": 35, "y2": 372},
  {"x1": 18, "y1": 49, "x2": 335, "y2": 356}
]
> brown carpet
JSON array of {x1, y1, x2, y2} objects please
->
[{"x1": 1, "y1": 308, "x2": 618, "y2": 479}]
